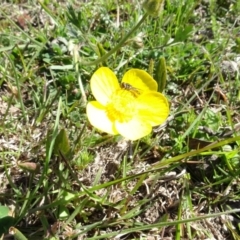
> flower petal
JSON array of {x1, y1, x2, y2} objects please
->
[
  {"x1": 91, "y1": 67, "x2": 120, "y2": 105},
  {"x1": 137, "y1": 92, "x2": 169, "y2": 126},
  {"x1": 115, "y1": 117, "x2": 152, "y2": 140},
  {"x1": 121, "y1": 69, "x2": 157, "y2": 92},
  {"x1": 87, "y1": 101, "x2": 118, "y2": 135}
]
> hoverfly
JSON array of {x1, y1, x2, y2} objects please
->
[{"x1": 120, "y1": 82, "x2": 141, "y2": 97}]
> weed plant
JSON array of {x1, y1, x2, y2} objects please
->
[{"x1": 0, "y1": 0, "x2": 240, "y2": 239}]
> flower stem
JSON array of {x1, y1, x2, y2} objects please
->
[{"x1": 83, "y1": 13, "x2": 149, "y2": 66}]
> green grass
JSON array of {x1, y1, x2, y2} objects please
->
[{"x1": 1, "y1": 0, "x2": 240, "y2": 239}]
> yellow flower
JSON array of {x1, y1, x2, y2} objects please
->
[{"x1": 86, "y1": 67, "x2": 169, "y2": 141}]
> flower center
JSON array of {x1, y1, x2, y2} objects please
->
[{"x1": 106, "y1": 89, "x2": 137, "y2": 123}]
